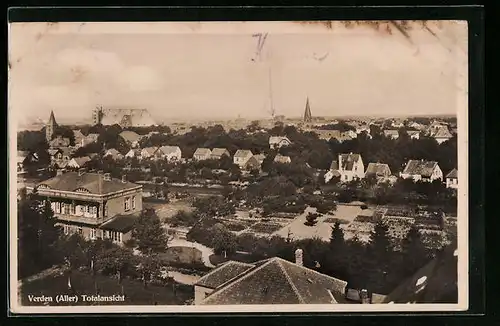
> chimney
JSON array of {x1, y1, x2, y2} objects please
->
[
  {"x1": 360, "y1": 289, "x2": 370, "y2": 304},
  {"x1": 56, "y1": 169, "x2": 63, "y2": 176},
  {"x1": 78, "y1": 168, "x2": 86, "y2": 176},
  {"x1": 295, "y1": 248, "x2": 303, "y2": 266},
  {"x1": 122, "y1": 175, "x2": 127, "y2": 183},
  {"x1": 104, "y1": 173, "x2": 111, "y2": 181}
]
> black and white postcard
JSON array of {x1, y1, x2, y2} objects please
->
[{"x1": 9, "y1": 20, "x2": 468, "y2": 313}]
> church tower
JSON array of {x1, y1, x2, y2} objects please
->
[
  {"x1": 46, "y1": 110, "x2": 58, "y2": 142},
  {"x1": 303, "y1": 97, "x2": 312, "y2": 123}
]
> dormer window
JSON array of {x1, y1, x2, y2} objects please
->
[
  {"x1": 37, "y1": 184, "x2": 50, "y2": 190},
  {"x1": 75, "y1": 188, "x2": 90, "y2": 193}
]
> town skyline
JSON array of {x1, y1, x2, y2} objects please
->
[{"x1": 9, "y1": 21, "x2": 467, "y2": 126}]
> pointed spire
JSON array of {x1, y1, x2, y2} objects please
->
[
  {"x1": 48, "y1": 110, "x2": 57, "y2": 126},
  {"x1": 304, "y1": 97, "x2": 312, "y2": 123}
]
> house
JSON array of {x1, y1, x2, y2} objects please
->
[
  {"x1": 84, "y1": 133, "x2": 100, "y2": 145},
  {"x1": 343, "y1": 130, "x2": 358, "y2": 139},
  {"x1": 72, "y1": 130, "x2": 86, "y2": 147},
  {"x1": 383, "y1": 129, "x2": 399, "y2": 140},
  {"x1": 28, "y1": 170, "x2": 143, "y2": 245},
  {"x1": 273, "y1": 154, "x2": 291, "y2": 164},
  {"x1": 356, "y1": 125, "x2": 371, "y2": 135},
  {"x1": 66, "y1": 156, "x2": 92, "y2": 169},
  {"x1": 49, "y1": 136, "x2": 71, "y2": 148},
  {"x1": 210, "y1": 148, "x2": 230, "y2": 160},
  {"x1": 400, "y1": 160, "x2": 443, "y2": 182},
  {"x1": 104, "y1": 148, "x2": 123, "y2": 160},
  {"x1": 408, "y1": 121, "x2": 425, "y2": 130},
  {"x1": 125, "y1": 149, "x2": 141, "y2": 159},
  {"x1": 52, "y1": 147, "x2": 73, "y2": 162},
  {"x1": 432, "y1": 126, "x2": 453, "y2": 144},
  {"x1": 119, "y1": 130, "x2": 142, "y2": 148},
  {"x1": 193, "y1": 148, "x2": 212, "y2": 161},
  {"x1": 48, "y1": 148, "x2": 61, "y2": 161},
  {"x1": 383, "y1": 245, "x2": 458, "y2": 304},
  {"x1": 407, "y1": 130, "x2": 420, "y2": 140},
  {"x1": 140, "y1": 147, "x2": 158, "y2": 160},
  {"x1": 332, "y1": 153, "x2": 365, "y2": 182},
  {"x1": 233, "y1": 150, "x2": 254, "y2": 167},
  {"x1": 156, "y1": 146, "x2": 182, "y2": 161},
  {"x1": 314, "y1": 130, "x2": 341, "y2": 141},
  {"x1": 324, "y1": 162, "x2": 341, "y2": 183},
  {"x1": 365, "y1": 163, "x2": 392, "y2": 179},
  {"x1": 195, "y1": 249, "x2": 348, "y2": 305},
  {"x1": 17, "y1": 150, "x2": 37, "y2": 172},
  {"x1": 445, "y1": 168, "x2": 458, "y2": 189},
  {"x1": 269, "y1": 136, "x2": 292, "y2": 149},
  {"x1": 243, "y1": 156, "x2": 261, "y2": 172}
]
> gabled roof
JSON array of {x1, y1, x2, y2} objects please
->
[
  {"x1": 70, "y1": 156, "x2": 91, "y2": 167},
  {"x1": 141, "y1": 147, "x2": 158, "y2": 155},
  {"x1": 157, "y1": 145, "x2": 181, "y2": 155},
  {"x1": 58, "y1": 147, "x2": 73, "y2": 157},
  {"x1": 100, "y1": 213, "x2": 139, "y2": 233},
  {"x1": 432, "y1": 126, "x2": 453, "y2": 139},
  {"x1": 211, "y1": 148, "x2": 230, "y2": 157},
  {"x1": 36, "y1": 172, "x2": 141, "y2": 195},
  {"x1": 200, "y1": 257, "x2": 348, "y2": 305},
  {"x1": 72, "y1": 130, "x2": 85, "y2": 140},
  {"x1": 339, "y1": 153, "x2": 361, "y2": 171},
  {"x1": 193, "y1": 148, "x2": 212, "y2": 156},
  {"x1": 402, "y1": 160, "x2": 439, "y2": 177},
  {"x1": 244, "y1": 156, "x2": 260, "y2": 169},
  {"x1": 269, "y1": 136, "x2": 291, "y2": 144},
  {"x1": 365, "y1": 163, "x2": 391, "y2": 176},
  {"x1": 119, "y1": 130, "x2": 141, "y2": 143},
  {"x1": 195, "y1": 261, "x2": 255, "y2": 289},
  {"x1": 47, "y1": 148, "x2": 61, "y2": 156},
  {"x1": 446, "y1": 168, "x2": 458, "y2": 179},
  {"x1": 105, "y1": 148, "x2": 122, "y2": 157},
  {"x1": 234, "y1": 149, "x2": 253, "y2": 158},
  {"x1": 407, "y1": 130, "x2": 420, "y2": 135}
]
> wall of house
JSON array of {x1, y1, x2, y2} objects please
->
[
  {"x1": 446, "y1": 178, "x2": 458, "y2": 189},
  {"x1": 431, "y1": 166, "x2": 443, "y2": 181},
  {"x1": 194, "y1": 285, "x2": 214, "y2": 305},
  {"x1": 105, "y1": 189, "x2": 143, "y2": 218}
]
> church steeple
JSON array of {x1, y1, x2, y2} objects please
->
[
  {"x1": 46, "y1": 110, "x2": 58, "y2": 142},
  {"x1": 303, "y1": 97, "x2": 312, "y2": 123}
]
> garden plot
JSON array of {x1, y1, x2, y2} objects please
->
[{"x1": 144, "y1": 200, "x2": 194, "y2": 222}]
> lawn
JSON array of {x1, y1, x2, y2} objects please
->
[
  {"x1": 19, "y1": 270, "x2": 194, "y2": 306},
  {"x1": 249, "y1": 222, "x2": 284, "y2": 234},
  {"x1": 144, "y1": 200, "x2": 194, "y2": 222}
]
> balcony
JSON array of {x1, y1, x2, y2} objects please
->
[{"x1": 55, "y1": 213, "x2": 107, "y2": 226}]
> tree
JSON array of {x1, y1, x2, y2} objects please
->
[
  {"x1": 400, "y1": 226, "x2": 429, "y2": 275},
  {"x1": 137, "y1": 253, "x2": 162, "y2": 288},
  {"x1": 329, "y1": 222, "x2": 345, "y2": 250},
  {"x1": 304, "y1": 212, "x2": 320, "y2": 226},
  {"x1": 131, "y1": 208, "x2": 169, "y2": 255},
  {"x1": 247, "y1": 120, "x2": 261, "y2": 132},
  {"x1": 18, "y1": 190, "x2": 63, "y2": 278},
  {"x1": 210, "y1": 224, "x2": 238, "y2": 256},
  {"x1": 369, "y1": 221, "x2": 392, "y2": 256},
  {"x1": 95, "y1": 245, "x2": 136, "y2": 283}
]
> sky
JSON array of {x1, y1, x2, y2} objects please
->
[{"x1": 8, "y1": 21, "x2": 468, "y2": 125}]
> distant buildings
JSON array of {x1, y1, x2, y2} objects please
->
[
  {"x1": 233, "y1": 150, "x2": 254, "y2": 168},
  {"x1": 210, "y1": 148, "x2": 230, "y2": 160},
  {"x1": 431, "y1": 126, "x2": 453, "y2": 144},
  {"x1": 193, "y1": 148, "x2": 212, "y2": 161},
  {"x1": 195, "y1": 249, "x2": 348, "y2": 305},
  {"x1": 400, "y1": 160, "x2": 443, "y2": 182},
  {"x1": 140, "y1": 147, "x2": 158, "y2": 160},
  {"x1": 383, "y1": 129, "x2": 399, "y2": 140},
  {"x1": 119, "y1": 130, "x2": 142, "y2": 148},
  {"x1": 92, "y1": 107, "x2": 155, "y2": 127},
  {"x1": 407, "y1": 130, "x2": 420, "y2": 140},
  {"x1": 303, "y1": 97, "x2": 312, "y2": 123},
  {"x1": 29, "y1": 170, "x2": 143, "y2": 245},
  {"x1": 365, "y1": 163, "x2": 392, "y2": 179},
  {"x1": 273, "y1": 154, "x2": 291, "y2": 164},
  {"x1": 269, "y1": 136, "x2": 292, "y2": 149},
  {"x1": 156, "y1": 146, "x2": 182, "y2": 162},
  {"x1": 445, "y1": 168, "x2": 458, "y2": 189},
  {"x1": 66, "y1": 156, "x2": 91, "y2": 169}
]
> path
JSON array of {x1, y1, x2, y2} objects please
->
[
  {"x1": 165, "y1": 271, "x2": 201, "y2": 285},
  {"x1": 169, "y1": 238, "x2": 216, "y2": 268}
]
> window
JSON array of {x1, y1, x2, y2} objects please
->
[
  {"x1": 55, "y1": 202, "x2": 61, "y2": 214},
  {"x1": 132, "y1": 196, "x2": 136, "y2": 209},
  {"x1": 79, "y1": 206, "x2": 84, "y2": 214},
  {"x1": 70, "y1": 204, "x2": 76, "y2": 215},
  {"x1": 77, "y1": 227, "x2": 83, "y2": 235},
  {"x1": 63, "y1": 225, "x2": 70, "y2": 235},
  {"x1": 104, "y1": 204, "x2": 108, "y2": 217},
  {"x1": 124, "y1": 197, "x2": 131, "y2": 211},
  {"x1": 90, "y1": 228, "x2": 97, "y2": 239},
  {"x1": 86, "y1": 206, "x2": 91, "y2": 213}
]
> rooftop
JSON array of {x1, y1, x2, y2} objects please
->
[
  {"x1": 365, "y1": 163, "x2": 391, "y2": 176},
  {"x1": 195, "y1": 261, "x2": 255, "y2": 289},
  {"x1": 36, "y1": 172, "x2": 141, "y2": 195},
  {"x1": 100, "y1": 213, "x2": 139, "y2": 233},
  {"x1": 234, "y1": 149, "x2": 253, "y2": 158},
  {"x1": 200, "y1": 257, "x2": 348, "y2": 305},
  {"x1": 446, "y1": 168, "x2": 458, "y2": 179},
  {"x1": 402, "y1": 160, "x2": 438, "y2": 177}
]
